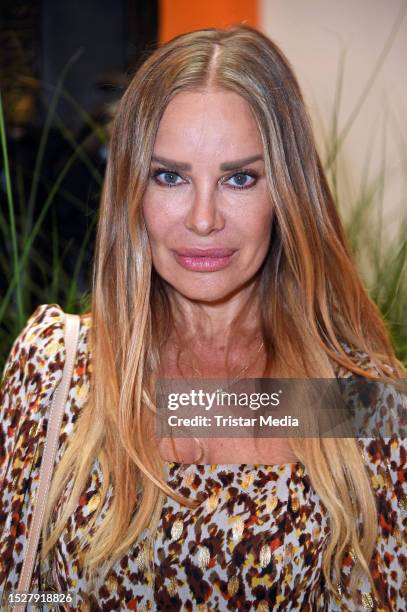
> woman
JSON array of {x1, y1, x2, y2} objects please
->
[{"x1": 1, "y1": 25, "x2": 406, "y2": 611}]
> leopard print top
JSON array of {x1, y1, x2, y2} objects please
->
[{"x1": 0, "y1": 304, "x2": 406, "y2": 611}]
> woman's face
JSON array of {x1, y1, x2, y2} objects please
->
[{"x1": 142, "y1": 88, "x2": 273, "y2": 302}]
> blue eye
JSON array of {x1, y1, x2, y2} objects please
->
[
  {"x1": 150, "y1": 167, "x2": 258, "y2": 190},
  {"x1": 152, "y1": 169, "x2": 184, "y2": 187},
  {"x1": 226, "y1": 172, "x2": 257, "y2": 190}
]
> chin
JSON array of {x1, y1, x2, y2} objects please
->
[{"x1": 165, "y1": 276, "x2": 248, "y2": 304}]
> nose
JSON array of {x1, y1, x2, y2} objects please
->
[{"x1": 184, "y1": 184, "x2": 225, "y2": 236}]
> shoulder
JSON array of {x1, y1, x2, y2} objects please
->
[
  {"x1": 333, "y1": 341, "x2": 406, "y2": 495},
  {"x1": 0, "y1": 304, "x2": 91, "y2": 479},
  {"x1": 0, "y1": 305, "x2": 63, "y2": 477},
  {"x1": 346, "y1": 346, "x2": 406, "y2": 521},
  {"x1": 334, "y1": 340, "x2": 398, "y2": 378},
  {"x1": 1, "y1": 303, "x2": 92, "y2": 384},
  {"x1": 333, "y1": 341, "x2": 405, "y2": 440},
  {"x1": 1, "y1": 303, "x2": 66, "y2": 403}
]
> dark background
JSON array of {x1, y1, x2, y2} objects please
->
[{"x1": 0, "y1": 0, "x2": 158, "y2": 301}]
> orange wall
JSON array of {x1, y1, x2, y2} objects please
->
[{"x1": 159, "y1": 0, "x2": 258, "y2": 43}]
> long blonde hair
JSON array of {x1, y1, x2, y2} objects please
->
[{"x1": 42, "y1": 25, "x2": 406, "y2": 603}]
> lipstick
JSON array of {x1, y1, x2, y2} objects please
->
[{"x1": 173, "y1": 247, "x2": 237, "y2": 272}]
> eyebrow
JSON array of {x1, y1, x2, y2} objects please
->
[{"x1": 150, "y1": 154, "x2": 264, "y2": 172}]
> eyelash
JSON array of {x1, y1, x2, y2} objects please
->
[{"x1": 150, "y1": 167, "x2": 258, "y2": 190}]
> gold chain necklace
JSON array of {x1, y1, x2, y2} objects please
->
[{"x1": 187, "y1": 339, "x2": 264, "y2": 389}]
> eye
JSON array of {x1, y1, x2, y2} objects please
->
[
  {"x1": 151, "y1": 168, "x2": 185, "y2": 188},
  {"x1": 225, "y1": 171, "x2": 258, "y2": 190}
]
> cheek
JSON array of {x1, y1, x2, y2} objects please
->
[
  {"x1": 240, "y1": 208, "x2": 273, "y2": 251},
  {"x1": 142, "y1": 196, "x2": 174, "y2": 243}
]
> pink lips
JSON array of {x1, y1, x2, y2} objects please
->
[{"x1": 173, "y1": 247, "x2": 237, "y2": 272}]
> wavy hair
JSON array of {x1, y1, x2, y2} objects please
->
[{"x1": 41, "y1": 25, "x2": 406, "y2": 604}]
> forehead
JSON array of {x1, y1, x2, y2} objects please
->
[{"x1": 153, "y1": 89, "x2": 263, "y2": 159}]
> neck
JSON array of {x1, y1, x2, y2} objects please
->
[{"x1": 166, "y1": 278, "x2": 263, "y2": 351}]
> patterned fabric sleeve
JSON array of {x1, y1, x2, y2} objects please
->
[
  {"x1": 329, "y1": 350, "x2": 407, "y2": 611},
  {"x1": 0, "y1": 304, "x2": 66, "y2": 595},
  {"x1": 361, "y1": 379, "x2": 407, "y2": 612}
]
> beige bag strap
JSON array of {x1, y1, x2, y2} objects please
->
[{"x1": 15, "y1": 313, "x2": 80, "y2": 610}]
